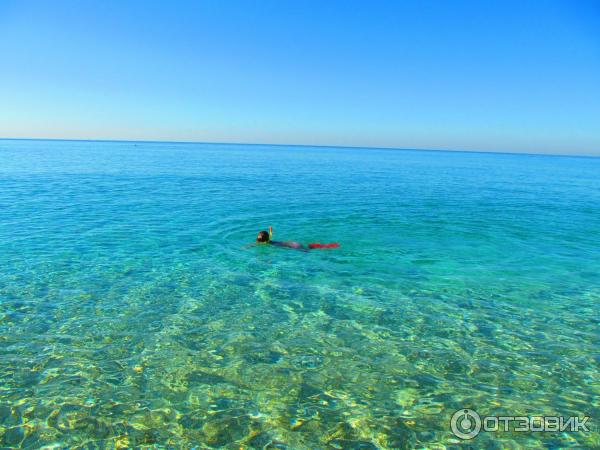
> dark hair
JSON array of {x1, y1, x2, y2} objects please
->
[{"x1": 257, "y1": 230, "x2": 270, "y2": 242}]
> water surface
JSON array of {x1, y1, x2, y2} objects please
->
[{"x1": 0, "y1": 140, "x2": 598, "y2": 448}]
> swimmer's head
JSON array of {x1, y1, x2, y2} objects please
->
[{"x1": 256, "y1": 230, "x2": 270, "y2": 243}]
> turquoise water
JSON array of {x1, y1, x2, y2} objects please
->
[{"x1": 0, "y1": 139, "x2": 598, "y2": 448}]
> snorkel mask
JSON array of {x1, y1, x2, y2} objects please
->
[{"x1": 257, "y1": 226, "x2": 273, "y2": 243}]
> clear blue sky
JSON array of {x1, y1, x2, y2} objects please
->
[{"x1": 1, "y1": 0, "x2": 599, "y2": 155}]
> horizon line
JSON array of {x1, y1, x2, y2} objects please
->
[{"x1": 0, "y1": 136, "x2": 598, "y2": 159}]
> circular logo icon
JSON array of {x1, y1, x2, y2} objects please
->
[{"x1": 450, "y1": 409, "x2": 481, "y2": 439}]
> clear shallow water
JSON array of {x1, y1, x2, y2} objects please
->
[{"x1": 0, "y1": 139, "x2": 598, "y2": 449}]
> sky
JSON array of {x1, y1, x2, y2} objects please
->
[{"x1": 0, "y1": 0, "x2": 599, "y2": 155}]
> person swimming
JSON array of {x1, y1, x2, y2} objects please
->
[{"x1": 254, "y1": 227, "x2": 339, "y2": 251}]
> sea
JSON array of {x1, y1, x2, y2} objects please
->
[{"x1": 0, "y1": 139, "x2": 598, "y2": 448}]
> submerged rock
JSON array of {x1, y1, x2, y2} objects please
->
[
  {"x1": 327, "y1": 439, "x2": 378, "y2": 449},
  {"x1": 186, "y1": 370, "x2": 227, "y2": 385},
  {"x1": 201, "y1": 413, "x2": 260, "y2": 447}
]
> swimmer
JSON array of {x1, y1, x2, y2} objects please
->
[{"x1": 250, "y1": 226, "x2": 339, "y2": 251}]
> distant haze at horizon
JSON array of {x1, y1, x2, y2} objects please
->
[
  {"x1": 1, "y1": 137, "x2": 599, "y2": 158},
  {"x1": 1, "y1": 0, "x2": 599, "y2": 156}
]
